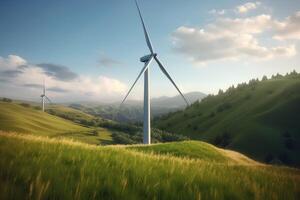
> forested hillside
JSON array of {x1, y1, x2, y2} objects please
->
[{"x1": 154, "y1": 71, "x2": 300, "y2": 167}]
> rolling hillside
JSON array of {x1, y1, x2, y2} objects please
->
[
  {"x1": 154, "y1": 72, "x2": 300, "y2": 167},
  {"x1": 0, "y1": 100, "x2": 186, "y2": 145},
  {"x1": 0, "y1": 101, "x2": 89, "y2": 135},
  {"x1": 0, "y1": 132, "x2": 299, "y2": 199},
  {"x1": 0, "y1": 101, "x2": 115, "y2": 145},
  {"x1": 128, "y1": 140, "x2": 257, "y2": 164},
  {"x1": 0, "y1": 91, "x2": 299, "y2": 199},
  {"x1": 47, "y1": 105, "x2": 97, "y2": 123}
]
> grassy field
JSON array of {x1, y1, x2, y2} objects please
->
[
  {"x1": 128, "y1": 141, "x2": 256, "y2": 164},
  {"x1": 0, "y1": 101, "x2": 113, "y2": 145},
  {"x1": 154, "y1": 73, "x2": 300, "y2": 167},
  {"x1": 47, "y1": 104, "x2": 96, "y2": 123},
  {"x1": 0, "y1": 101, "x2": 89, "y2": 135},
  {"x1": 0, "y1": 132, "x2": 299, "y2": 200}
]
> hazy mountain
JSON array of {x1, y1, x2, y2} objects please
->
[
  {"x1": 69, "y1": 92, "x2": 206, "y2": 122},
  {"x1": 151, "y1": 92, "x2": 206, "y2": 108}
]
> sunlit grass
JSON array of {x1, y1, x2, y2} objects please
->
[
  {"x1": 128, "y1": 140, "x2": 259, "y2": 165},
  {"x1": 0, "y1": 102, "x2": 89, "y2": 135},
  {"x1": 0, "y1": 102, "x2": 114, "y2": 145},
  {"x1": 0, "y1": 132, "x2": 299, "y2": 200}
]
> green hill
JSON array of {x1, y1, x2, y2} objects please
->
[
  {"x1": 154, "y1": 72, "x2": 300, "y2": 167},
  {"x1": 0, "y1": 132, "x2": 299, "y2": 199},
  {"x1": 0, "y1": 101, "x2": 115, "y2": 145},
  {"x1": 128, "y1": 140, "x2": 256, "y2": 164},
  {"x1": 47, "y1": 105, "x2": 97, "y2": 123},
  {"x1": 0, "y1": 101, "x2": 89, "y2": 136}
]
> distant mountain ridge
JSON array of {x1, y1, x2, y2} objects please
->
[
  {"x1": 70, "y1": 92, "x2": 206, "y2": 122},
  {"x1": 151, "y1": 92, "x2": 206, "y2": 108}
]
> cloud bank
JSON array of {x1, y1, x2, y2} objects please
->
[
  {"x1": 36, "y1": 63, "x2": 79, "y2": 81},
  {"x1": 0, "y1": 55, "x2": 127, "y2": 102},
  {"x1": 273, "y1": 11, "x2": 300, "y2": 40},
  {"x1": 172, "y1": 3, "x2": 299, "y2": 64}
]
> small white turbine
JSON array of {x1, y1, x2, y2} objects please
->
[
  {"x1": 40, "y1": 79, "x2": 52, "y2": 112},
  {"x1": 121, "y1": 0, "x2": 189, "y2": 144}
]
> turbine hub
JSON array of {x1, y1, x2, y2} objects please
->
[{"x1": 140, "y1": 53, "x2": 156, "y2": 63}]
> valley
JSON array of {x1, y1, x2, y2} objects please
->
[{"x1": 0, "y1": 73, "x2": 300, "y2": 199}]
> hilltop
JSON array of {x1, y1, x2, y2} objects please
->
[
  {"x1": 0, "y1": 132, "x2": 299, "y2": 199},
  {"x1": 128, "y1": 140, "x2": 256, "y2": 164},
  {"x1": 154, "y1": 71, "x2": 300, "y2": 167}
]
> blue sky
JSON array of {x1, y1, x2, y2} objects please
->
[{"x1": 0, "y1": 0, "x2": 300, "y2": 102}]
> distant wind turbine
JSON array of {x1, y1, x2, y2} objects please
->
[
  {"x1": 121, "y1": 0, "x2": 189, "y2": 144},
  {"x1": 40, "y1": 79, "x2": 52, "y2": 112}
]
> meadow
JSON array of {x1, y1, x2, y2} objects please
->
[
  {"x1": 0, "y1": 101, "x2": 116, "y2": 145},
  {"x1": 0, "y1": 132, "x2": 299, "y2": 200}
]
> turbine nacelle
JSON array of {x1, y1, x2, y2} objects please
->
[{"x1": 140, "y1": 53, "x2": 157, "y2": 63}]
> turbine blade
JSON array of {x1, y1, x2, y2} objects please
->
[
  {"x1": 154, "y1": 57, "x2": 189, "y2": 106},
  {"x1": 121, "y1": 56, "x2": 154, "y2": 105},
  {"x1": 43, "y1": 79, "x2": 45, "y2": 95},
  {"x1": 45, "y1": 96, "x2": 52, "y2": 103},
  {"x1": 135, "y1": 0, "x2": 154, "y2": 54}
]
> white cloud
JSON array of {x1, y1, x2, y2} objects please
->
[
  {"x1": 236, "y1": 2, "x2": 261, "y2": 14},
  {"x1": 0, "y1": 55, "x2": 127, "y2": 101},
  {"x1": 0, "y1": 55, "x2": 27, "y2": 70},
  {"x1": 209, "y1": 9, "x2": 225, "y2": 15},
  {"x1": 273, "y1": 11, "x2": 300, "y2": 40},
  {"x1": 172, "y1": 14, "x2": 297, "y2": 64},
  {"x1": 211, "y1": 14, "x2": 272, "y2": 34}
]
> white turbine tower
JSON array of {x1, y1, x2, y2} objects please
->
[
  {"x1": 40, "y1": 79, "x2": 52, "y2": 112},
  {"x1": 121, "y1": 0, "x2": 189, "y2": 144}
]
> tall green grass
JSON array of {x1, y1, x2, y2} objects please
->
[
  {"x1": 0, "y1": 132, "x2": 299, "y2": 200},
  {"x1": 127, "y1": 140, "x2": 255, "y2": 164}
]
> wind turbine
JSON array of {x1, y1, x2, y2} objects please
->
[
  {"x1": 121, "y1": 0, "x2": 189, "y2": 144},
  {"x1": 40, "y1": 79, "x2": 52, "y2": 112}
]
